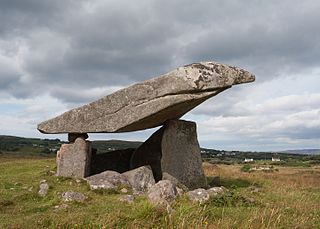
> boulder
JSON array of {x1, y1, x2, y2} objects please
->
[
  {"x1": 56, "y1": 137, "x2": 92, "y2": 178},
  {"x1": 162, "y1": 172, "x2": 188, "y2": 191},
  {"x1": 37, "y1": 62, "x2": 255, "y2": 134},
  {"x1": 61, "y1": 191, "x2": 87, "y2": 202},
  {"x1": 207, "y1": 187, "x2": 226, "y2": 196},
  {"x1": 187, "y1": 188, "x2": 210, "y2": 204},
  {"x1": 122, "y1": 166, "x2": 155, "y2": 193},
  {"x1": 85, "y1": 170, "x2": 129, "y2": 190},
  {"x1": 130, "y1": 120, "x2": 207, "y2": 189},
  {"x1": 147, "y1": 180, "x2": 178, "y2": 207},
  {"x1": 38, "y1": 180, "x2": 49, "y2": 197}
]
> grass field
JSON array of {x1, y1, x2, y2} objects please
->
[{"x1": 0, "y1": 155, "x2": 319, "y2": 228}]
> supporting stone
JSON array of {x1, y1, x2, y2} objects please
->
[
  {"x1": 68, "y1": 133, "x2": 88, "y2": 143},
  {"x1": 56, "y1": 136, "x2": 92, "y2": 178},
  {"x1": 130, "y1": 119, "x2": 207, "y2": 189}
]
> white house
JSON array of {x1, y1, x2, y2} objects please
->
[
  {"x1": 244, "y1": 158, "x2": 254, "y2": 163},
  {"x1": 272, "y1": 157, "x2": 281, "y2": 162}
]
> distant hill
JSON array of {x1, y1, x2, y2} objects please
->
[
  {"x1": 0, "y1": 135, "x2": 143, "y2": 156},
  {"x1": 280, "y1": 149, "x2": 320, "y2": 155},
  {"x1": 1, "y1": 135, "x2": 319, "y2": 157}
]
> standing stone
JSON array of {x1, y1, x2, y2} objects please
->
[
  {"x1": 56, "y1": 137, "x2": 92, "y2": 178},
  {"x1": 130, "y1": 119, "x2": 207, "y2": 189}
]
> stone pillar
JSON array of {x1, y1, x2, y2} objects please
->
[
  {"x1": 130, "y1": 119, "x2": 207, "y2": 189},
  {"x1": 56, "y1": 133, "x2": 92, "y2": 178}
]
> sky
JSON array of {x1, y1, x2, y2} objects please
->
[{"x1": 0, "y1": 0, "x2": 319, "y2": 151}]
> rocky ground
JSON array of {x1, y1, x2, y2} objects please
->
[{"x1": 1, "y1": 155, "x2": 320, "y2": 228}]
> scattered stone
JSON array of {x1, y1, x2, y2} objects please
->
[
  {"x1": 61, "y1": 191, "x2": 87, "y2": 202},
  {"x1": 48, "y1": 170, "x2": 56, "y2": 176},
  {"x1": 122, "y1": 166, "x2": 155, "y2": 193},
  {"x1": 248, "y1": 186, "x2": 262, "y2": 193},
  {"x1": 53, "y1": 204, "x2": 69, "y2": 211},
  {"x1": 85, "y1": 170, "x2": 129, "y2": 190},
  {"x1": 187, "y1": 188, "x2": 210, "y2": 204},
  {"x1": 56, "y1": 137, "x2": 92, "y2": 178},
  {"x1": 243, "y1": 196, "x2": 255, "y2": 204},
  {"x1": 147, "y1": 180, "x2": 178, "y2": 207},
  {"x1": 132, "y1": 191, "x2": 145, "y2": 196},
  {"x1": 176, "y1": 187, "x2": 184, "y2": 196},
  {"x1": 131, "y1": 120, "x2": 207, "y2": 189},
  {"x1": 119, "y1": 195, "x2": 134, "y2": 204},
  {"x1": 207, "y1": 187, "x2": 226, "y2": 196},
  {"x1": 120, "y1": 188, "x2": 128, "y2": 193},
  {"x1": 38, "y1": 180, "x2": 49, "y2": 197},
  {"x1": 37, "y1": 62, "x2": 255, "y2": 134}
]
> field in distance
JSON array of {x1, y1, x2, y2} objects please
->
[{"x1": 0, "y1": 154, "x2": 319, "y2": 228}]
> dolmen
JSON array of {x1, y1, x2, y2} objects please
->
[{"x1": 37, "y1": 61, "x2": 255, "y2": 190}]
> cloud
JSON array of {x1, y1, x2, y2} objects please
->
[{"x1": 0, "y1": 0, "x2": 319, "y2": 150}]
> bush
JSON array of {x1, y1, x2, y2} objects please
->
[{"x1": 241, "y1": 164, "x2": 252, "y2": 172}]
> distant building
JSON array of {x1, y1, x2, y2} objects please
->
[
  {"x1": 272, "y1": 157, "x2": 281, "y2": 162},
  {"x1": 244, "y1": 158, "x2": 254, "y2": 162}
]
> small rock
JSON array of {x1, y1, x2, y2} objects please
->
[
  {"x1": 38, "y1": 180, "x2": 49, "y2": 197},
  {"x1": 48, "y1": 170, "x2": 56, "y2": 176},
  {"x1": 120, "y1": 188, "x2": 128, "y2": 193},
  {"x1": 75, "y1": 179, "x2": 82, "y2": 184},
  {"x1": 147, "y1": 180, "x2": 178, "y2": 207},
  {"x1": 176, "y1": 187, "x2": 184, "y2": 196},
  {"x1": 61, "y1": 191, "x2": 87, "y2": 202},
  {"x1": 119, "y1": 195, "x2": 134, "y2": 204},
  {"x1": 123, "y1": 166, "x2": 155, "y2": 193},
  {"x1": 133, "y1": 190, "x2": 145, "y2": 196},
  {"x1": 28, "y1": 187, "x2": 33, "y2": 192},
  {"x1": 244, "y1": 196, "x2": 255, "y2": 204},
  {"x1": 207, "y1": 187, "x2": 226, "y2": 196},
  {"x1": 53, "y1": 204, "x2": 69, "y2": 211},
  {"x1": 86, "y1": 170, "x2": 129, "y2": 190},
  {"x1": 187, "y1": 188, "x2": 210, "y2": 204},
  {"x1": 248, "y1": 186, "x2": 262, "y2": 193}
]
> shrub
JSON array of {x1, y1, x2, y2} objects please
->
[{"x1": 241, "y1": 164, "x2": 252, "y2": 172}]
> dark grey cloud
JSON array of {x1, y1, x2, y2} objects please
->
[{"x1": 1, "y1": 0, "x2": 320, "y2": 104}]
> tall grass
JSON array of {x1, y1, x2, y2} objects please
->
[{"x1": 1, "y1": 155, "x2": 320, "y2": 228}]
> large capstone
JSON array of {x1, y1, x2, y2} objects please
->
[
  {"x1": 130, "y1": 119, "x2": 207, "y2": 189},
  {"x1": 56, "y1": 137, "x2": 92, "y2": 178},
  {"x1": 37, "y1": 62, "x2": 255, "y2": 134}
]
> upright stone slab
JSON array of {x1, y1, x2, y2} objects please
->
[
  {"x1": 56, "y1": 137, "x2": 92, "y2": 178},
  {"x1": 130, "y1": 119, "x2": 207, "y2": 189}
]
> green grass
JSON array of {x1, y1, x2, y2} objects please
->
[{"x1": 1, "y1": 155, "x2": 320, "y2": 228}]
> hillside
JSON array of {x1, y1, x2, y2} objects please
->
[{"x1": 1, "y1": 135, "x2": 319, "y2": 167}]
